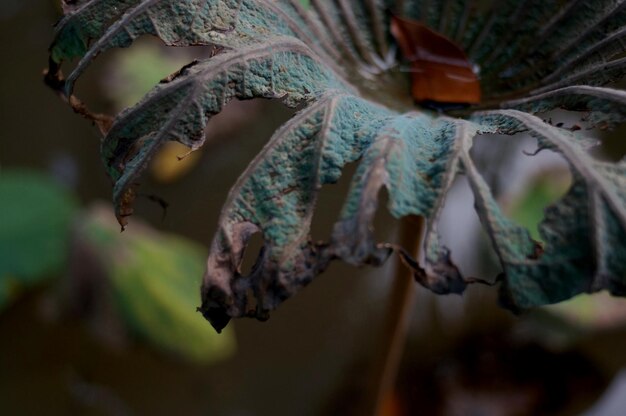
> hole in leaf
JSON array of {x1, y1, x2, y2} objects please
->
[
  {"x1": 309, "y1": 161, "x2": 359, "y2": 242},
  {"x1": 136, "y1": 99, "x2": 293, "y2": 240},
  {"x1": 471, "y1": 132, "x2": 573, "y2": 243},
  {"x1": 309, "y1": 161, "x2": 399, "y2": 252},
  {"x1": 240, "y1": 231, "x2": 264, "y2": 277},
  {"x1": 505, "y1": 167, "x2": 572, "y2": 243},
  {"x1": 373, "y1": 187, "x2": 400, "y2": 245},
  {"x1": 470, "y1": 132, "x2": 525, "y2": 198},
  {"x1": 438, "y1": 175, "x2": 500, "y2": 279},
  {"x1": 83, "y1": 36, "x2": 214, "y2": 110},
  {"x1": 102, "y1": 37, "x2": 198, "y2": 109}
]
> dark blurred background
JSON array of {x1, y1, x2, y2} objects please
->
[{"x1": 2, "y1": 2, "x2": 626, "y2": 415}]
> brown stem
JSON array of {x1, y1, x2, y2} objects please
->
[
  {"x1": 365, "y1": 215, "x2": 425, "y2": 416},
  {"x1": 43, "y1": 61, "x2": 113, "y2": 135}
]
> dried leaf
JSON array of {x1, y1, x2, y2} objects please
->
[
  {"x1": 390, "y1": 15, "x2": 481, "y2": 104},
  {"x1": 47, "y1": 0, "x2": 626, "y2": 332}
]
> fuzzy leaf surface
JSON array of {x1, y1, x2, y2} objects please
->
[{"x1": 48, "y1": 0, "x2": 626, "y2": 331}]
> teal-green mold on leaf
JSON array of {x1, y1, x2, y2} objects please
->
[
  {"x1": 502, "y1": 181, "x2": 598, "y2": 308},
  {"x1": 502, "y1": 86, "x2": 626, "y2": 129},
  {"x1": 50, "y1": 0, "x2": 349, "y2": 96},
  {"x1": 101, "y1": 38, "x2": 351, "y2": 226},
  {"x1": 47, "y1": 0, "x2": 626, "y2": 332},
  {"x1": 50, "y1": 0, "x2": 139, "y2": 62},
  {"x1": 472, "y1": 110, "x2": 626, "y2": 308},
  {"x1": 337, "y1": 114, "x2": 456, "y2": 222}
]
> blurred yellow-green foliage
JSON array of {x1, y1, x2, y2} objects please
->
[
  {"x1": 78, "y1": 204, "x2": 235, "y2": 363},
  {"x1": 0, "y1": 168, "x2": 235, "y2": 363}
]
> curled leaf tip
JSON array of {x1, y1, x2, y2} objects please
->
[{"x1": 199, "y1": 305, "x2": 231, "y2": 334}]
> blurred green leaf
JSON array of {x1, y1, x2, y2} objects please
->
[
  {"x1": 544, "y1": 292, "x2": 626, "y2": 331},
  {"x1": 107, "y1": 41, "x2": 190, "y2": 108},
  {"x1": 0, "y1": 170, "x2": 78, "y2": 311},
  {"x1": 507, "y1": 169, "x2": 571, "y2": 241},
  {"x1": 78, "y1": 206, "x2": 235, "y2": 363}
]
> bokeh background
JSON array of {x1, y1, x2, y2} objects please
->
[{"x1": 2, "y1": 1, "x2": 626, "y2": 415}]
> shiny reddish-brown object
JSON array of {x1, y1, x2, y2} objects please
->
[{"x1": 390, "y1": 15, "x2": 481, "y2": 105}]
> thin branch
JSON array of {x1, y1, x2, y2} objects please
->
[{"x1": 365, "y1": 215, "x2": 425, "y2": 416}]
